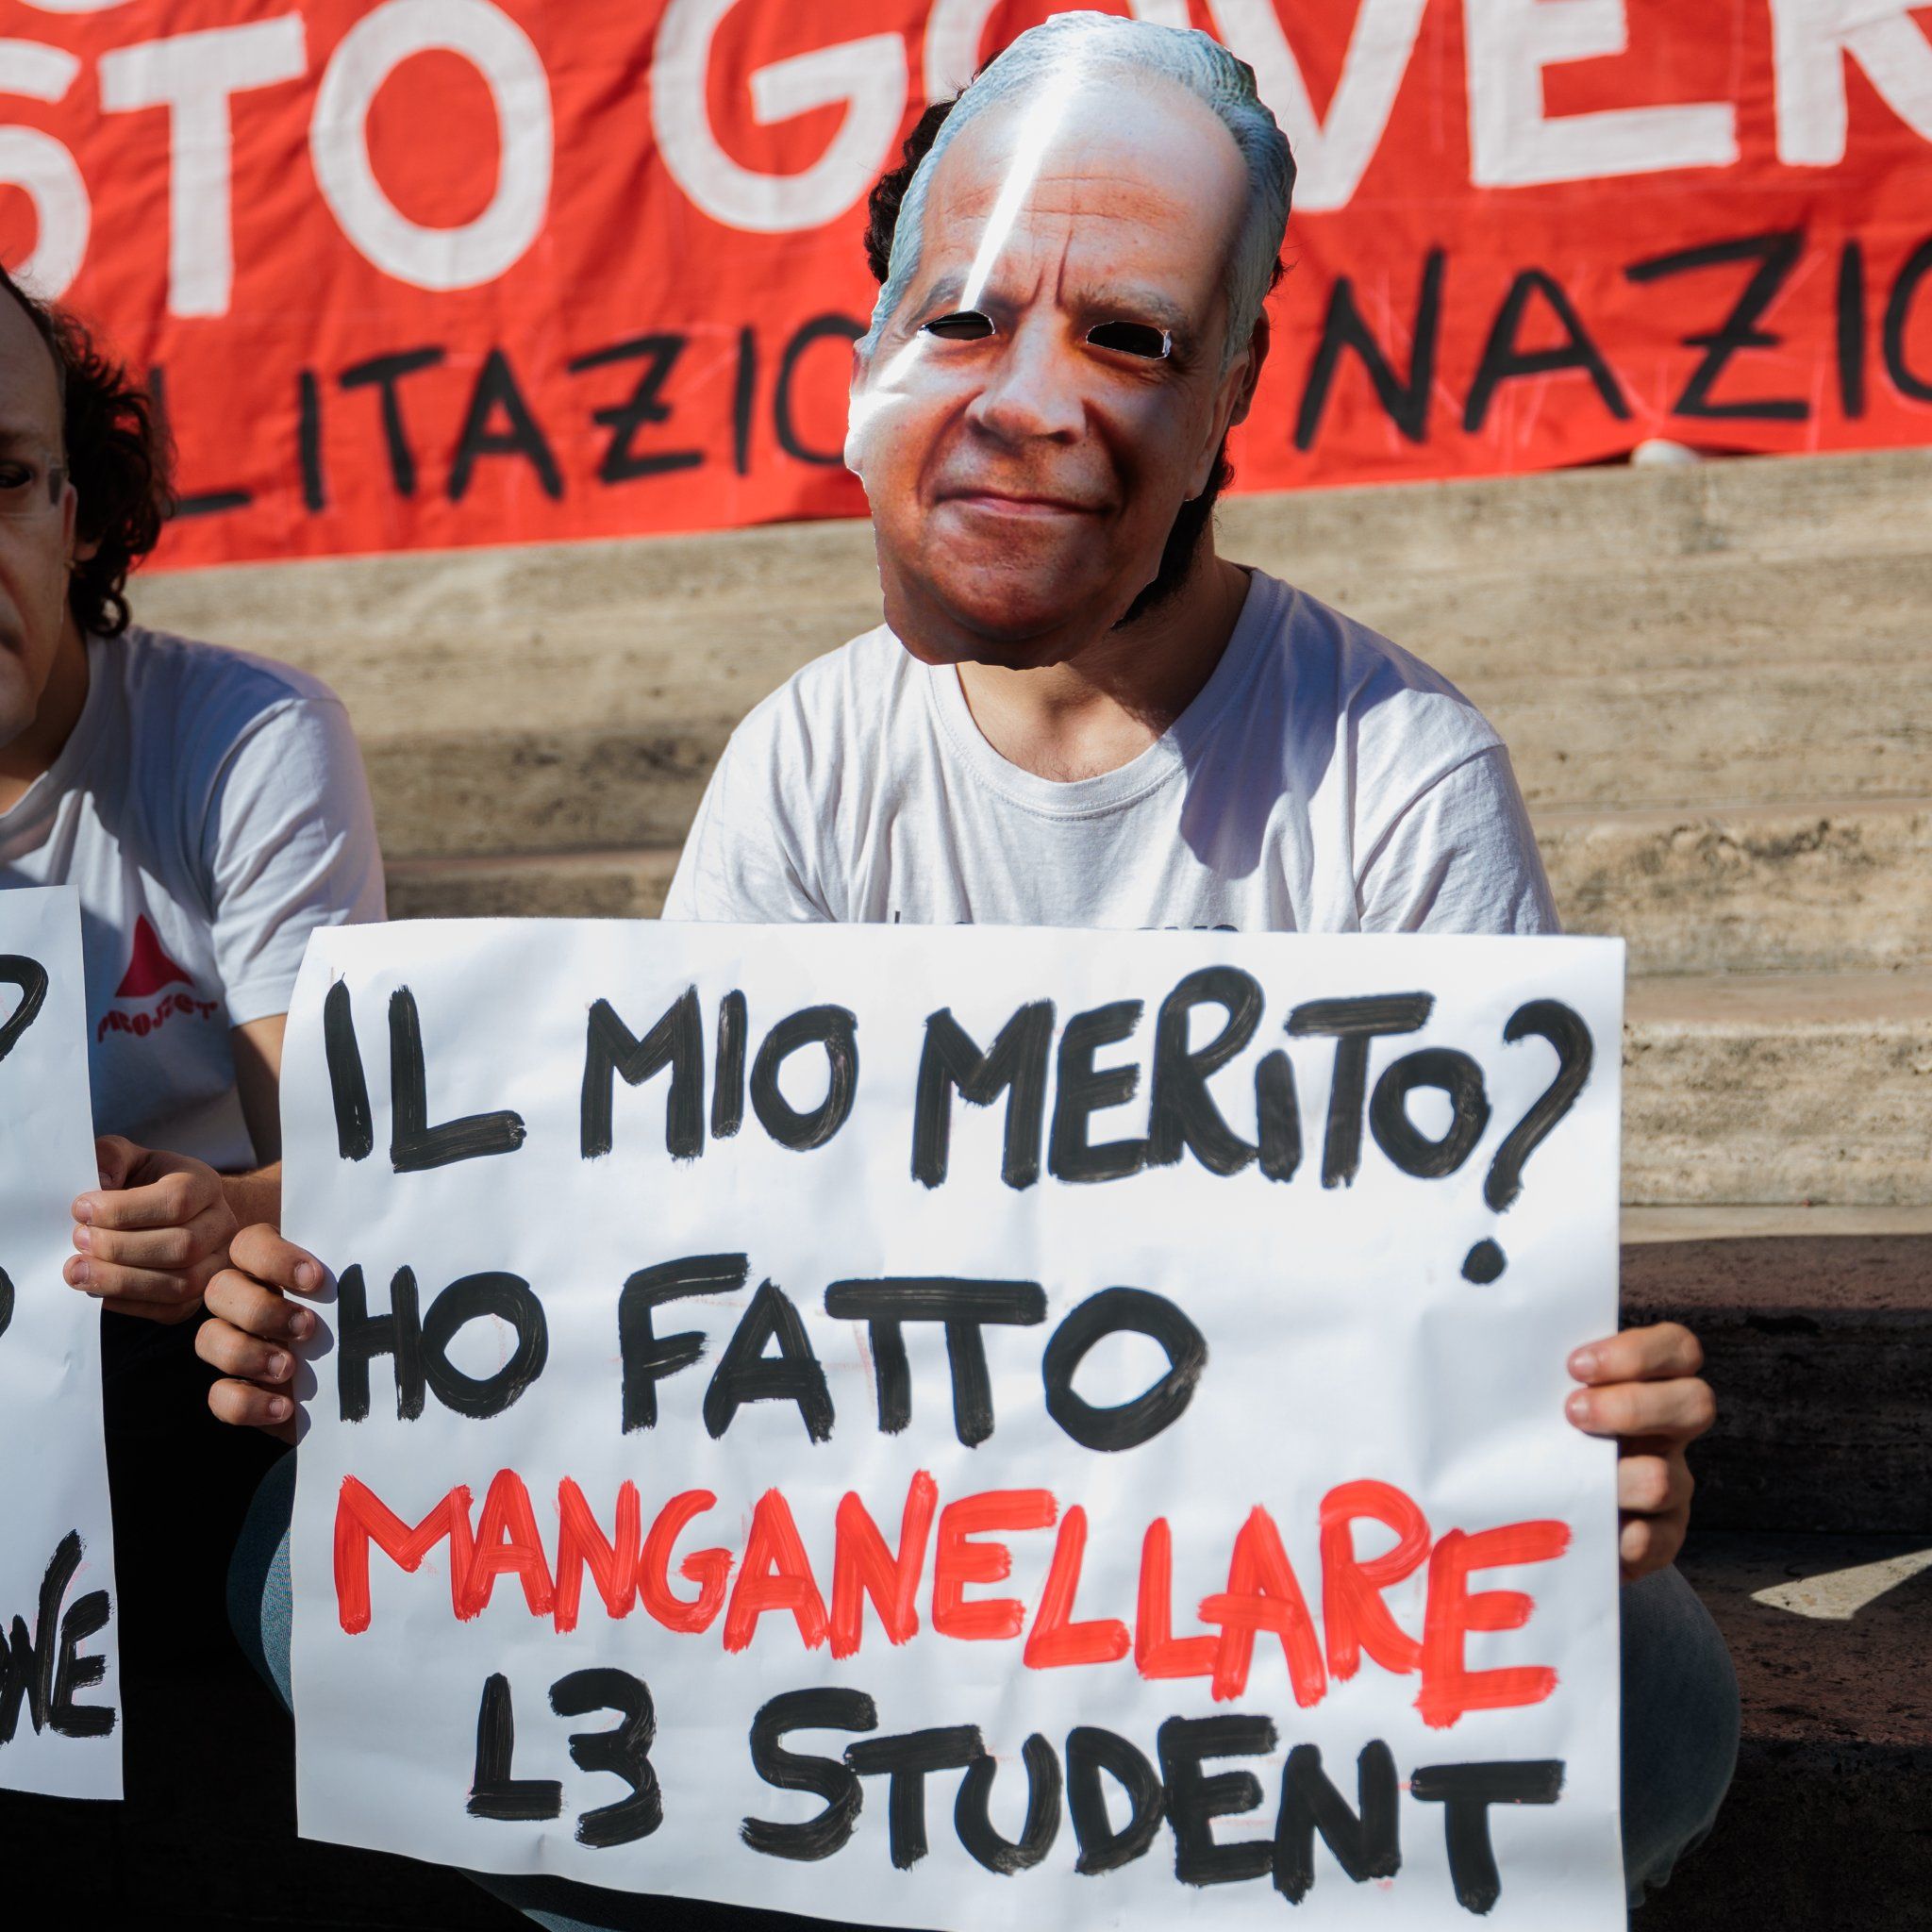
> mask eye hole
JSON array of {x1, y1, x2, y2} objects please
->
[
  {"x1": 921, "y1": 310, "x2": 995, "y2": 341},
  {"x1": 1087, "y1": 319, "x2": 1172, "y2": 360}
]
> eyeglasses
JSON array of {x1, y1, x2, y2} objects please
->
[
  {"x1": 921, "y1": 310, "x2": 1174, "y2": 360},
  {"x1": 0, "y1": 458, "x2": 68, "y2": 521}
]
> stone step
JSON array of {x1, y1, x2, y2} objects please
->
[
  {"x1": 1642, "y1": 1530, "x2": 1932, "y2": 1931},
  {"x1": 1540, "y1": 799, "x2": 1932, "y2": 975},
  {"x1": 1621, "y1": 1234, "x2": 1931, "y2": 1536},
  {"x1": 383, "y1": 796, "x2": 1932, "y2": 976},
  {"x1": 1623, "y1": 971, "x2": 1932, "y2": 1208}
]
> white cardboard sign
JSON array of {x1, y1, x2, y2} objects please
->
[
  {"x1": 286, "y1": 920, "x2": 1625, "y2": 1927},
  {"x1": 0, "y1": 886, "x2": 122, "y2": 1799}
]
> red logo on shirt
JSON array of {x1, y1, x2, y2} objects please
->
[
  {"x1": 114, "y1": 917, "x2": 195, "y2": 999},
  {"x1": 98, "y1": 916, "x2": 219, "y2": 1043}
]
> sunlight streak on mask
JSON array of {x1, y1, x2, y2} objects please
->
[{"x1": 845, "y1": 51, "x2": 1087, "y2": 471}]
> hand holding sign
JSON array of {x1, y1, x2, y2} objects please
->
[{"x1": 276, "y1": 920, "x2": 1632, "y2": 1927}]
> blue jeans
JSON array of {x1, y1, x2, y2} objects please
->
[{"x1": 232, "y1": 1453, "x2": 1737, "y2": 1927}]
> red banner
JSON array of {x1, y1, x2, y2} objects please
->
[{"x1": 5, "y1": 0, "x2": 1931, "y2": 571}]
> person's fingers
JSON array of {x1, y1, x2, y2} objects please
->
[
  {"x1": 194, "y1": 1317, "x2": 294, "y2": 1386},
  {"x1": 73, "y1": 1200, "x2": 234, "y2": 1271},
  {"x1": 1567, "y1": 1323, "x2": 1704, "y2": 1386},
  {"x1": 74, "y1": 1165, "x2": 219, "y2": 1233},
  {"x1": 205, "y1": 1264, "x2": 317, "y2": 1342},
  {"x1": 229, "y1": 1222, "x2": 325, "y2": 1296},
  {"x1": 1619, "y1": 1507, "x2": 1687, "y2": 1581},
  {"x1": 1566, "y1": 1374, "x2": 1716, "y2": 1442},
  {"x1": 208, "y1": 1375, "x2": 294, "y2": 1439},
  {"x1": 92, "y1": 1134, "x2": 144, "y2": 1191},
  {"x1": 1616, "y1": 1451, "x2": 1693, "y2": 1517},
  {"x1": 64, "y1": 1251, "x2": 219, "y2": 1307}
]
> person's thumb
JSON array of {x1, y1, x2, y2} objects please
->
[{"x1": 92, "y1": 1133, "x2": 145, "y2": 1192}]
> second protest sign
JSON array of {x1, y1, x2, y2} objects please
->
[{"x1": 285, "y1": 919, "x2": 1625, "y2": 1927}]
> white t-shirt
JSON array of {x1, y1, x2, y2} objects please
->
[
  {"x1": 666, "y1": 569, "x2": 1558, "y2": 937},
  {"x1": 0, "y1": 627, "x2": 385, "y2": 1169}
]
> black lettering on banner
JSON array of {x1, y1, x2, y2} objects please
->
[
  {"x1": 1294, "y1": 248, "x2": 1445, "y2": 449},
  {"x1": 1274, "y1": 1740, "x2": 1401, "y2": 1903},
  {"x1": 0, "y1": 954, "x2": 49, "y2": 1064},
  {"x1": 567, "y1": 334, "x2": 704, "y2": 485},
  {"x1": 743, "y1": 1688, "x2": 879, "y2": 1861},
  {"x1": 703, "y1": 1279, "x2": 834, "y2": 1442},
  {"x1": 823, "y1": 1277, "x2": 1047, "y2": 1446},
  {"x1": 1462, "y1": 272, "x2": 1629, "y2": 433},
  {"x1": 1883, "y1": 237, "x2": 1932, "y2": 404},
  {"x1": 618, "y1": 1252, "x2": 748, "y2": 1433},
  {"x1": 750, "y1": 1007, "x2": 858, "y2": 1152},
  {"x1": 1066, "y1": 1725, "x2": 1165, "y2": 1875},
  {"x1": 1041, "y1": 1287, "x2": 1207, "y2": 1453},
  {"x1": 467, "y1": 1673, "x2": 563, "y2": 1823},
  {"x1": 580, "y1": 990, "x2": 705, "y2": 1161},
  {"x1": 148, "y1": 366, "x2": 252, "y2": 516},
  {"x1": 0, "y1": 1531, "x2": 114, "y2": 1745},
  {"x1": 732, "y1": 325, "x2": 758, "y2": 476},
  {"x1": 1410, "y1": 1759, "x2": 1565, "y2": 1916},
  {"x1": 1369, "y1": 1048, "x2": 1490, "y2": 1178},
  {"x1": 339, "y1": 346, "x2": 446, "y2": 497},
  {"x1": 389, "y1": 986, "x2": 526, "y2": 1173},
  {"x1": 774, "y1": 315, "x2": 865, "y2": 465},
  {"x1": 549, "y1": 1668, "x2": 661, "y2": 1848},
  {"x1": 1837, "y1": 241, "x2": 1868, "y2": 419},
  {"x1": 1623, "y1": 229, "x2": 1807, "y2": 421},
  {"x1": 1253, "y1": 1050, "x2": 1302, "y2": 1183},
  {"x1": 449, "y1": 347, "x2": 563, "y2": 503},
  {"x1": 955, "y1": 1732, "x2": 1061, "y2": 1874},
  {"x1": 298, "y1": 369, "x2": 326, "y2": 511},
  {"x1": 1287, "y1": 993, "x2": 1432, "y2": 1188},
  {"x1": 1048, "y1": 1000, "x2": 1148, "y2": 1184},
  {"x1": 712, "y1": 991, "x2": 748, "y2": 1140},
  {"x1": 1148, "y1": 967, "x2": 1263, "y2": 1175},
  {"x1": 911, "y1": 1003, "x2": 1055, "y2": 1191},
  {"x1": 1158, "y1": 1713, "x2": 1277, "y2": 1888},
  {"x1": 336, "y1": 1262, "x2": 425, "y2": 1423},
  {"x1": 422, "y1": 1273, "x2": 548, "y2": 1420},
  {"x1": 845, "y1": 1724, "x2": 986, "y2": 1870},
  {"x1": 323, "y1": 979, "x2": 375, "y2": 1161}
]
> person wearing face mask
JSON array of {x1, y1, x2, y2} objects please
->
[{"x1": 203, "y1": 15, "x2": 1734, "y2": 1924}]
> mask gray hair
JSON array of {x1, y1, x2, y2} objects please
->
[{"x1": 861, "y1": 11, "x2": 1293, "y2": 374}]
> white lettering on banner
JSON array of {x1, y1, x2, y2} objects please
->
[
  {"x1": 1210, "y1": 0, "x2": 1427, "y2": 212},
  {"x1": 97, "y1": 16, "x2": 307, "y2": 320},
  {"x1": 310, "y1": 0, "x2": 551, "y2": 291},
  {"x1": 1772, "y1": 0, "x2": 1932, "y2": 165},
  {"x1": 284, "y1": 920, "x2": 1627, "y2": 1926},
  {"x1": 12, "y1": 0, "x2": 130, "y2": 11},
  {"x1": 0, "y1": 42, "x2": 87, "y2": 297},
  {"x1": 1465, "y1": 0, "x2": 1737, "y2": 187},
  {"x1": 652, "y1": 0, "x2": 908, "y2": 233}
]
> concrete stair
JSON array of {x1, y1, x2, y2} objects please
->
[{"x1": 128, "y1": 445, "x2": 1932, "y2": 1923}]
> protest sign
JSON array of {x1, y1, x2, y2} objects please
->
[
  {"x1": 7, "y1": 0, "x2": 1932, "y2": 570},
  {"x1": 285, "y1": 919, "x2": 1624, "y2": 1925},
  {"x1": 0, "y1": 885, "x2": 121, "y2": 1801}
]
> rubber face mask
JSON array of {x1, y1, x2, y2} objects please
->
[{"x1": 844, "y1": 15, "x2": 1265, "y2": 672}]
